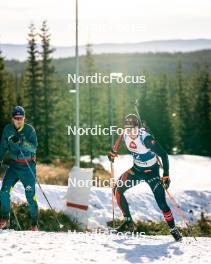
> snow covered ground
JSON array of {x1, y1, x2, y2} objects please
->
[
  {"x1": 0, "y1": 230, "x2": 210, "y2": 264},
  {"x1": 0, "y1": 155, "x2": 211, "y2": 264},
  {"x1": 1, "y1": 154, "x2": 210, "y2": 228}
]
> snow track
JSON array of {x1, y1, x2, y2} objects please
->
[{"x1": 0, "y1": 230, "x2": 210, "y2": 264}]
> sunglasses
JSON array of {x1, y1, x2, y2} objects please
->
[{"x1": 13, "y1": 116, "x2": 24, "y2": 121}]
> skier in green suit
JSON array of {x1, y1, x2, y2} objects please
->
[{"x1": 0, "y1": 106, "x2": 39, "y2": 231}]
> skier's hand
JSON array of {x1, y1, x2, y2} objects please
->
[
  {"x1": 161, "y1": 176, "x2": 171, "y2": 189},
  {"x1": 8, "y1": 135, "x2": 21, "y2": 144},
  {"x1": 107, "y1": 149, "x2": 118, "y2": 163}
]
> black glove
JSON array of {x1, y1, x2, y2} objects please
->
[
  {"x1": 161, "y1": 176, "x2": 171, "y2": 189},
  {"x1": 8, "y1": 135, "x2": 21, "y2": 144},
  {"x1": 107, "y1": 149, "x2": 118, "y2": 163}
]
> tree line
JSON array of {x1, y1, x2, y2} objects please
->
[{"x1": 0, "y1": 22, "x2": 210, "y2": 163}]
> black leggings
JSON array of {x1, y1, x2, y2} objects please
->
[{"x1": 113, "y1": 163, "x2": 175, "y2": 228}]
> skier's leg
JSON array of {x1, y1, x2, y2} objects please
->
[
  {"x1": 145, "y1": 165, "x2": 182, "y2": 241},
  {"x1": 154, "y1": 184, "x2": 183, "y2": 241},
  {"x1": 152, "y1": 182, "x2": 176, "y2": 228},
  {"x1": 113, "y1": 168, "x2": 140, "y2": 219},
  {"x1": 0, "y1": 166, "x2": 19, "y2": 221},
  {"x1": 113, "y1": 167, "x2": 140, "y2": 232},
  {"x1": 19, "y1": 162, "x2": 38, "y2": 226},
  {"x1": 144, "y1": 165, "x2": 175, "y2": 229}
]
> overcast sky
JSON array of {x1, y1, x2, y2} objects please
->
[{"x1": 0, "y1": 0, "x2": 211, "y2": 46}]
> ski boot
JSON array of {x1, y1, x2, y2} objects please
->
[
  {"x1": 0, "y1": 219, "x2": 9, "y2": 229},
  {"x1": 115, "y1": 217, "x2": 134, "y2": 233},
  {"x1": 170, "y1": 227, "x2": 182, "y2": 242},
  {"x1": 31, "y1": 225, "x2": 39, "y2": 231}
]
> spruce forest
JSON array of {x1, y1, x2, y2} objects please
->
[{"x1": 1, "y1": 21, "x2": 211, "y2": 162}]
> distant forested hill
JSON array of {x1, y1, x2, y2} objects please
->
[{"x1": 5, "y1": 50, "x2": 211, "y2": 76}]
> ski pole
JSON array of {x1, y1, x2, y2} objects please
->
[
  {"x1": 134, "y1": 99, "x2": 143, "y2": 127},
  {"x1": 164, "y1": 187, "x2": 197, "y2": 241},
  {"x1": 19, "y1": 149, "x2": 64, "y2": 229},
  {"x1": 110, "y1": 133, "x2": 124, "y2": 228},
  {"x1": 110, "y1": 161, "x2": 115, "y2": 228}
]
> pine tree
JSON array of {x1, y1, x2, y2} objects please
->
[
  {"x1": 192, "y1": 65, "x2": 211, "y2": 155},
  {"x1": 24, "y1": 23, "x2": 42, "y2": 131},
  {"x1": 39, "y1": 20, "x2": 57, "y2": 159},
  {"x1": 151, "y1": 74, "x2": 172, "y2": 152},
  {"x1": 137, "y1": 70, "x2": 152, "y2": 130},
  {"x1": 175, "y1": 61, "x2": 190, "y2": 153},
  {"x1": 0, "y1": 50, "x2": 15, "y2": 134},
  {"x1": 14, "y1": 72, "x2": 24, "y2": 105}
]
